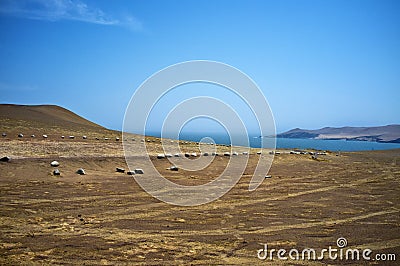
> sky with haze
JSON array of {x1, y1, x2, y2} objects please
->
[{"x1": 0, "y1": 0, "x2": 399, "y2": 134}]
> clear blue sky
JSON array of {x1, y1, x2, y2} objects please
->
[{"x1": 0, "y1": 0, "x2": 399, "y2": 133}]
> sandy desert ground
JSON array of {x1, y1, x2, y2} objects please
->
[{"x1": 0, "y1": 135, "x2": 399, "y2": 265}]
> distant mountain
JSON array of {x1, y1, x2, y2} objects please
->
[
  {"x1": 277, "y1": 125, "x2": 400, "y2": 143},
  {"x1": 0, "y1": 104, "x2": 118, "y2": 138}
]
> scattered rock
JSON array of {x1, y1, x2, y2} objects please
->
[
  {"x1": 53, "y1": 169, "x2": 61, "y2": 176},
  {"x1": 116, "y1": 167, "x2": 125, "y2": 173},
  {"x1": 0, "y1": 156, "x2": 11, "y2": 162},
  {"x1": 134, "y1": 169, "x2": 144, "y2": 174},
  {"x1": 18, "y1": 133, "x2": 23, "y2": 138},
  {"x1": 157, "y1": 154, "x2": 166, "y2": 159},
  {"x1": 127, "y1": 171, "x2": 135, "y2": 175},
  {"x1": 170, "y1": 166, "x2": 179, "y2": 171},
  {"x1": 50, "y1": 161, "x2": 60, "y2": 167},
  {"x1": 76, "y1": 168, "x2": 86, "y2": 175}
]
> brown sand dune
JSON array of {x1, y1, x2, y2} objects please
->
[{"x1": 0, "y1": 104, "x2": 119, "y2": 140}]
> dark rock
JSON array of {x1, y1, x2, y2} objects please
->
[
  {"x1": 134, "y1": 169, "x2": 144, "y2": 174},
  {"x1": 2, "y1": 133, "x2": 6, "y2": 137},
  {"x1": 116, "y1": 167, "x2": 125, "y2": 173},
  {"x1": 0, "y1": 156, "x2": 11, "y2": 162},
  {"x1": 53, "y1": 169, "x2": 60, "y2": 176},
  {"x1": 76, "y1": 168, "x2": 86, "y2": 175},
  {"x1": 18, "y1": 133, "x2": 23, "y2": 138},
  {"x1": 170, "y1": 166, "x2": 179, "y2": 171},
  {"x1": 127, "y1": 171, "x2": 135, "y2": 175}
]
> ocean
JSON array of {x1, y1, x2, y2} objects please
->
[{"x1": 147, "y1": 132, "x2": 400, "y2": 152}]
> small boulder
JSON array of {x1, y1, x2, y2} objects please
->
[
  {"x1": 0, "y1": 156, "x2": 11, "y2": 162},
  {"x1": 61, "y1": 136, "x2": 65, "y2": 139},
  {"x1": 116, "y1": 137, "x2": 120, "y2": 141},
  {"x1": 184, "y1": 153, "x2": 190, "y2": 157},
  {"x1": 116, "y1": 167, "x2": 125, "y2": 173},
  {"x1": 157, "y1": 154, "x2": 165, "y2": 159},
  {"x1": 50, "y1": 161, "x2": 60, "y2": 167},
  {"x1": 165, "y1": 154, "x2": 173, "y2": 158},
  {"x1": 127, "y1": 171, "x2": 135, "y2": 175},
  {"x1": 170, "y1": 166, "x2": 179, "y2": 171},
  {"x1": 31, "y1": 135, "x2": 35, "y2": 138},
  {"x1": 2, "y1": 133, "x2": 6, "y2": 137},
  {"x1": 242, "y1": 152, "x2": 249, "y2": 155},
  {"x1": 174, "y1": 153, "x2": 180, "y2": 157},
  {"x1": 191, "y1": 153, "x2": 197, "y2": 157},
  {"x1": 83, "y1": 136, "x2": 87, "y2": 139},
  {"x1": 134, "y1": 169, "x2": 144, "y2": 174},
  {"x1": 224, "y1": 152, "x2": 231, "y2": 156},
  {"x1": 203, "y1": 152, "x2": 209, "y2": 156},
  {"x1": 76, "y1": 168, "x2": 86, "y2": 175},
  {"x1": 69, "y1": 136, "x2": 75, "y2": 139},
  {"x1": 53, "y1": 169, "x2": 61, "y2": 176},
  {"x1": 18, "y1": 133, "x2": 23, "y2": 138},
  {"x1": 42, "y1": 134, "x2": 48, "y2": 139},
  {"x1": 265, "y1": 175, "x2": 272, "y2": 179},
  {"x1": 232, "y1": 152, "x2": 239, "y2": 156}
]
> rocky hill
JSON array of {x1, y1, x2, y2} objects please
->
[{"x1": 277, "y1": 125, "x2": 400, "y2": 143}]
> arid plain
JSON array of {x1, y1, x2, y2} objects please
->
[{"x1": 1, "y1": 105, "x2": 399, "y2": 265}]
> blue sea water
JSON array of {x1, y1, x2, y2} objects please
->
[{"x1": 147, "y1": 131, "x2": 400, "y2": 152}]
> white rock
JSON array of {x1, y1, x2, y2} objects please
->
[
  {"x1": 50, "y1": 161, "x2": 60, "y2": 167},
  {"x1": 76, "y1": 168, "x2": 85, "y2": 175},
  {"x1": 134, "y1": 169, "x2": 144, "y2": 174}
]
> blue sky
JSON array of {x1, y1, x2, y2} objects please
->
[{"x1": 0, "y1": 0, "x2": 399, "y2": 133}]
